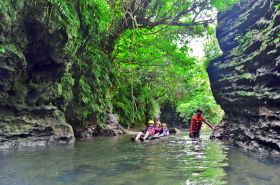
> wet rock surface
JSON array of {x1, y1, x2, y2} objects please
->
[
  {"x1": 101, "y1": 114, "x2": 124, "y2": 136},
  {"x1": 208, "y1": 0, "x2": 280, "y2": 155},
  {"x1": 0, "y1": 1, "x2": 75, "y2": 149},
  {"x1": 75, "y1": 114, "x2": 124, "y2": 138},
  {"x1": 169, "y1": 128, "x2": 182, "y2": 134}
]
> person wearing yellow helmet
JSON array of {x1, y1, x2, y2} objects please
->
[
  {"x1": 134, "y1": 120, "x2": 155, "y2": 141},
  {"x1": 142, "y1": 120, "x2": 157, "y2": 140},
  {"x1": 148, "y1": 120, "x2": 154, "y2": 125},
  {"x1": 141, "y1": 119, "x2": 162, "y2": 140}
]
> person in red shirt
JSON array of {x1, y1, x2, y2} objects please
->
[{"x1": 189, "y1": 109, "x2": 214, "y2": 138}]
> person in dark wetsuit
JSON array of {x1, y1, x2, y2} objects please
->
[{"x1": 189, "y1": 109, "x2": 214, "y2": 138}]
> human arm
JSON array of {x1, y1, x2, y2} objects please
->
[
  {"x1": 166, "y1": 129, "x2": 169, "y2": 136},
  {"x1": 203, "y1": 119, "x2": 214, "y2": 130}
]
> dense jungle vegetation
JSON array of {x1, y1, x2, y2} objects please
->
[{"x1": 44, "y1": 0, "x2": 239, "y2": 129}]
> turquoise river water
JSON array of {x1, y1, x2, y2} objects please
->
[{"x1": 0, "y1": 132, "x2": 279, "y2": 185}]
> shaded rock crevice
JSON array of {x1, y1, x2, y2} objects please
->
[
  {"x1": 208, "y1": 0, "x2": 280, "y2": 155},
  {"x1": 0, "y1": 1, "x2": 75, "y2": 149}
]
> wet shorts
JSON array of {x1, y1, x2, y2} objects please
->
[{"x1": 189, "y1": 131, "x2": 200, "y2": 138}]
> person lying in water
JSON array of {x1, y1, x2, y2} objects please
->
[
  {"x1": 153, "y1": 120, "x2": 162, "y2": 137},
  {"x1": 134, "y1": 120, "x2": 165, "y2": 141},
  {"x1": 135, "y1": 120, "x2": 155, "y2": 141},
  {"x1": 189, "y1": 109, "x2": 214, "y2": 138},
  {"x1": 159, "y1": 123, "x2": 169, "y2": 137}
]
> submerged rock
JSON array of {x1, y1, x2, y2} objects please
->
[
  {"x1": 169, "y1": 128, "x2": 182, "y2": 134},
  {"x1": 207, "y1": 0, "x2": 280, "y2": 155}
]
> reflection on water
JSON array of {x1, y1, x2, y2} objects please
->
[
  {"x1": 225, "y1": 147, "x2": 280, "y2": 185},
  {"x1": 0, "y1": 132, "x2": 279, "y2": 185}
]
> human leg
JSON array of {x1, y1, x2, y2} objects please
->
[
  {"x1": 143, "y1": 131, "x2": 151, "y2": 140},
  {"x1": 135, "y1": 132, "x2": 144, "y2": 140}
]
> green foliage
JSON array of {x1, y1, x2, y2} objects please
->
[
  {"x1": 57, "y1": 73, "x2": 75, "y2": 103},
  {"x1": 275, "y1": 0, "x2": 280, "y2": 9},
  {"x1": 47, "y1": 0, "x2": 113, "y2": 52},
  {"x1": 236, "y1": 91, "x2": 255, "y2": 97},
  {"x1": 47, "y1": 0, "x2": 80, "y2": 38},
  {"x1": 204, "y1": 31, "x2": 223, "y2": 66},
  {"x1": 112, "y1": 28, "x2": 191, "y2": 126},
  {"x1": 211, "y1": 0, "x2": 240, "y2": 11},
  {"x1": 78, "y1": 0, "x2": 111, "y2": 34},
  {"x1": 46, "y1": 0, "x2": 114, "y2": 126},
  {"x1": 77, "y1": 45, "x2": 113, "y2": 124},
  {"x1": 0, "y1": 47, "x2": 5, "y2": 54},
  {"x1": 113, "y1": 24, "x2": 223, "y2": 127},
  {"x1": 176, "y1": 62, "x2": 223, "y2": 124},
  {"x1": 112, "y1": 79, "x2": 159, "y2": 128},
  {"x1": 44, "y1": 0, "x2": 226, "y2": 128}
]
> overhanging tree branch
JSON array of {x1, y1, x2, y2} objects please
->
[{"x1": 107, "y1": 0, "x2": 216, "y2": 51}]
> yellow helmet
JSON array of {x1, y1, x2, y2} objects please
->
[{"x1": 148, "y1": 120, "x2": 154, "y2": 124}]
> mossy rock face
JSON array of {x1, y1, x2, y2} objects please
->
[
  {"x1": 207, "y1": 0, "x2": 280, "y2": 155},
  {"x1": 0, "y1": 0, "x2": 116, "y2": 147},
  {"x1": 0, "y1": 0, "x2": 76, "y2": 148}
]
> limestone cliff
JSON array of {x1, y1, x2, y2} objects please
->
[
  {"x1": 0, "y1": 1, "x2": 75, "y2": 148},
  {"x1": 208, "y1": 0, "x2": 280, "y2": 155}
]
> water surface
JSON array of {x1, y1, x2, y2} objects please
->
[{"x1": 0, "y1": 132, "x2": 279, "y2": 185}]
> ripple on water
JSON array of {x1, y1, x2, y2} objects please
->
[{"x1": 0, "y1": 133, "x2": 279, "y2": 185}]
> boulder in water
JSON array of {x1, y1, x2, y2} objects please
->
[
  {"x1": 169, "y1": 128, "x2": 182, "y2": 134},
  {"x1": 100, "y1": 114, "x2": 124, "y2": 136}
]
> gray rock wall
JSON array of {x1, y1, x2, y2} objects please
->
[
  {"x1": 0, "y1": 1, "x2": 74, "y2": 148},
  {"x1": 207, "y1": 0, "x2": 280, "y2": 155}
]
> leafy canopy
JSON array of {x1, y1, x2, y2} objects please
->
[{"x1": 45, "y1": 0, "x2": 239, "y2": 127}]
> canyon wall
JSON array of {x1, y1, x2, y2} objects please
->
[
  {"x1": 208, "y1": 0, "x2": 280, "y2": 155},
  {"x1": 0, "y1": 1, "x2": 75, "y2": 148}
]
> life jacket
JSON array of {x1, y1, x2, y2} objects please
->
[
  {"x1": 190, "y1": 114, "x2": 205, "y2": 133},
  {"x1": 154, "y1": 126, "x2": 162, "y2": 134},
  {"x1": 162, "y1": 128, "x2": 169, "y2": 136},
  {"x1": 147, "y1": 126, "x2": 155, "y2": 136}
]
